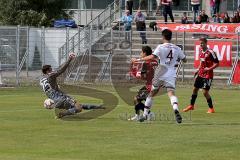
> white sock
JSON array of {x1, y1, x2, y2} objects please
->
[
  {"x1": 143, "y1": 108, "x2": 150, "y2": 117},
  {"x1": 145, "y1": 96, "x2": 153, "y2": 107},
  {"x1": 170, "y1": 96, "x2": 179, "y2": 111},
  {"x1": 144, "y1": 97, "x2": 153, "y2": 117}
]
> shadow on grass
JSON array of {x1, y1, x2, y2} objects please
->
[{"x1": 55, "y1": 84, "x2": 118, "y2": 121}]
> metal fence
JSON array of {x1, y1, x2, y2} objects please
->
[
  {"x1": 0, "y1": 26, "x2": 239, "y2": 86},
  {"x1": 0, "y1": 26, "x2": 79, "y2": 86}
]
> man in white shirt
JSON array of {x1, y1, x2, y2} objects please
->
[{"x1": 131, "y1": 29, "x2": 187, "y2": 123}]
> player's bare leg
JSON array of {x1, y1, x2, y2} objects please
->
[{"x1": 167, "y1": 90, "x2": 182, "y2": 124}]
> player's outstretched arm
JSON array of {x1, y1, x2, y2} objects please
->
[
  {"x1": 131, "y1": 54, "x2": 156, "y2": 63},
  {"x1": 53, "y1": 53, "x2": 76, "y2": 77}
]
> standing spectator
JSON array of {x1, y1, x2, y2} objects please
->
[
  {"x1": 121, "y1": 10, "x2": 133, "y2": 40},
  {"x1": 135, "y1": 10, "x2": 147, "y2": 44},
  {"x1": 155, "y1": 0, "x2": 161, "y2": 16},
  {"x1": 126, "y1": 0, "x2": 133, "y2": 15},
  {"x1": 181, "y1": 12, "x2": 189, "y2": 24},
  {"x1": 199, "y1": 10, "x2": 209, "y2": 23},
  {"x1": 183, "y1": 37, "x2": 219, "y2": 114},
  {"x1": 214, "y1": 0, "x2": 221, "y2": 15},
  {"x1": 161, "y1": 0, "x2": 174, "y2": 23},
  {"x1": 191, "y1": 0, "x2": 200, "y2": 22},
  {"x1": 223, "y1": 12, "x2": 230, "y2": 23},
  {"x1": 210, "y1": 0, "x2": 215, "y2": 17}
]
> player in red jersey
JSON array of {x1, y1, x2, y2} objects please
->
[
  {"x1": 183, "y1": 37, "x2": 219, "y2": 113},
  {"x1": 128, "y1": 46, "x2": 158, "y2": 121}
]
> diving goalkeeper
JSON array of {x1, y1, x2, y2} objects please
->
[{"x1": 40, "y1": 53, "x2": 103, "y2": 118}]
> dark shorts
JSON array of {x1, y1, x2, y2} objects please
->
[
  {"x1": 53, "y1": 96, "x2": 76, "y2": 110},
  {"x1": 194, "y1": 76, "x2": 213, "y2": 90},
  {"x1": 136, "y1": 86, "x2": 150, "y2": 101}
]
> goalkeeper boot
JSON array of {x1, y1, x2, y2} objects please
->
[
  {"x1": 174, "y1": 110, "x2": 182, "y2": 124},
  {"x1": 182, "y1": 105, "x2": 194, "y2": 112}
]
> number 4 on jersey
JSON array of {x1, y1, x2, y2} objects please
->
[{"x1": 167, "y1": 50, "x2": 173, "y2": 61}]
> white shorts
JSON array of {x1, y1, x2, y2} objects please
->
[{"x1": 152, "y1": 77, "x2": 176, "y2": 91}]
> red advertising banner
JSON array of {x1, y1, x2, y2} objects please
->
[
  {"x1": 232, "y1": 61, "x2": 240, "y2": 84},
  {"x1": 194, "y1": 41, "x2": 232, "y2": 68},
  {"x1": 157, "y1": 23, "x2": 240, "y2": 38}
]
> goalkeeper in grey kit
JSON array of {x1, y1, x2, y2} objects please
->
[{"x1": 40, "y1": 53, "x2": 103, "y2": 118}]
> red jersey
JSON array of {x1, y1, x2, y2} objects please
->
[
  {"x1": 162, "y1": 0, "x2": 172, "y2": 5},
  {"x1": 130, "y1": 60, "x2": 158, "y2": 91},
  {"x1": 198, "y1": 48, "x2": 219, "y2": 79}
]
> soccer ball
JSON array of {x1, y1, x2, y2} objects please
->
[{"x1": 43, "y1": 98, "x2": 54, "y2": 109}]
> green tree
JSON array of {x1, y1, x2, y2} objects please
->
[{"x1": 0, "y1": 0, "x2": 71, "y2": 27}]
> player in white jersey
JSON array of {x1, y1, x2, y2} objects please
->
[
  {"x1": 40, "y1": 53, "x2": 103, "y2": 118},
  {"x1": 131, "y1": 29, "x2": 187, "y2": 123}
]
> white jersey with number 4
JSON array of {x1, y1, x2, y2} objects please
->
[{"x1": 153, "y1": 43, "x2": 186, "y2": 78}]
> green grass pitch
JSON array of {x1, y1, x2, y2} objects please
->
[{"x1": 0, "y1": 85, "x2": 240, "y2": 160}]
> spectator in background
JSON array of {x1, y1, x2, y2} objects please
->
[
  {"x1": 223, "y1": 12, "x2": 230, "y2": 23},
  {"x1": 191, "y1": 0, "x2": 200, "y2": 22},
  {"x1": 213, "y1": 13, "x2": 222, "y2": 23},
  {"x1": 149, "y1": 21, "x2": 157, "y2": 31},
  {"x1": 161, "y1": 0, "x2": 174, "y2": 23},
  {"x1": 210, "y1": 0, "x2": 215, "y2": 17},
  {"x1": 181, "y1": 12, "x2": 189, "y2": 24},
  {"x1": 126, "y1": 0, "x2": 133, "y2": 15},
  {"x1": 195, "y1": 16, "x2": 201, "y2": 24},
  {"x1": 214, "y1": 0, "x2": 221, "y2": 15},
  {"x1": 155, "y1": 0, "x2": 161, "y2": 16},
  {"x1": 199, "y1": 10, "x2": 209, "y2": 23},
  {"x1": 231, "y1": 11, "x2": 240, "y2": 23},
  {"x1": 121, "y1": 10, "x2": 133, "y2": 40},
  {"x1": 135, "y1": 10, "x2": 147, "y2": 44}
]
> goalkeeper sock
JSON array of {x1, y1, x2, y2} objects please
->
[{"x1": 82, "y1": 104, "x2": 104, "y2": 110}]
